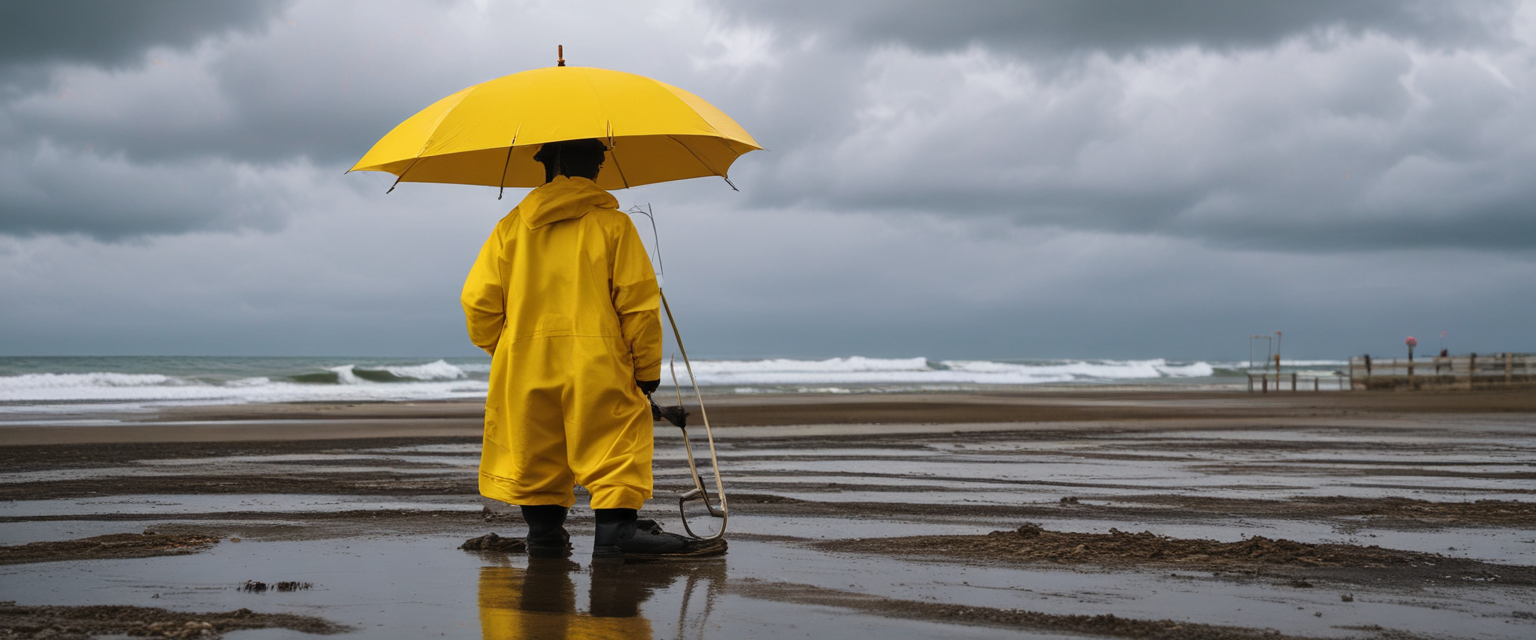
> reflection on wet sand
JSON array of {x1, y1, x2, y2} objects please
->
[{"x1": 478, "y1": 559, "x2": 724, "y2": 639}]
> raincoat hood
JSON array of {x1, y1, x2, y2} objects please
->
[{"x1": 519, "y1": 176, "x2": 620, "y2": 229}]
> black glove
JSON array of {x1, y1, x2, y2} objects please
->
[
  {"x1": 650, "y1": 402, "x2": 688, "y2": 428},
  {"x1": 636, "y1": 379, "x2": 660, "y2": 395}
]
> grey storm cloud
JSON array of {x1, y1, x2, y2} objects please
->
[
  {"x1": 0, "y1": 140, "x2": 317, "y2": 239},
  {"x1": 0, "y1": 0, "x2": 430, "y2": 168},
  {"x1": 712, "y1": 3, "x2": 1536, "y2": 252},
  {"x1": 0, "y1": 0, "x2": 289, "y2": 69},
  {"x1": 2, "y1": 0, "x2": 1534, "y2": 253},
  {"x1": 0, "y1": 0, "x2": 447, "y2": 239},
  {"x1": 718, "y1": 0, "x2": 1520, "y2": 56}
]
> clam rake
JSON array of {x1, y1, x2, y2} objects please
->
[
  {"x1": 648, "y1": 291, "x2": 729, "y2": 541},
  {"x1": 629, "y1": 203, "x2": 728, "y2": 541}
]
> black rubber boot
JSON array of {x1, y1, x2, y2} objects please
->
[
  {"x1": 520, "y1": 505, "x2": 571, "y2": 559},
  {"x1": 591, "y1": 508, "x2": 726, "y2": 563},
  {"x1": 518, "y1": 556, "x2": 578, "y2": 613}
]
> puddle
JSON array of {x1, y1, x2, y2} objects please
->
[
  {"x1": 0, "y1": 494, "x2": 481, "y2": 519},
  {"x1": 726, "y1": 513, "x2": 1536, "y2": 566},
  {"x1": 4, "y1": 414, "x2": 1534, "y2": 637},
  {"x1": 359, "y1": 444, "x2": 482, "y2": 455},
  {"x1": 710, "y1": 428, "x2": 1536, "y2": 506},
  {"x1": 713, "y1": 448, "x2": 943, "y2": 459},
  {"x1": 0, "y1": 520, "x2": 272, "y2": 546},
  {"x1": 1, "y1": 534, "x2": 1530, "y2": 640},
  {"x1": 139, "y1": 453, "x2": 478, "y2": 468}
]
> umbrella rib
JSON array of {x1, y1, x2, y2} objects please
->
[
  {"x1": 606, "y1": 123, "x2": 632, "y2": 189},
  {"x1": 386, "y1": 158, "x2": 421, "y2": 194},
  {"x1": 666, "y1": 135, "x2": 719, "y2": 178},
  {"x1": 386, "y1": 138, "x2": 435, "y2": 194},
  {"x1": 668, "y1": 135, "x2": 739, "y2": 191},
  {"x1": 382, "y1": 85, "x2": 476, "y2": 193},
  {"x1": 497, "y1": 125, "x2": 522, "y2": 200},
  {"x1": 711, "y1": 137, "x2": 745, "y2": 189}
]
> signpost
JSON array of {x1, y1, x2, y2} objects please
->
[{"x1": 1406, "y1": 336, "x2": 1418, "y2": 390}]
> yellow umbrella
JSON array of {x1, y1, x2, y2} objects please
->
[{"x1": 349, "y1": 55, "x2": 761, "y2": 194}]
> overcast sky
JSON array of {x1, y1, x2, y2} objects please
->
[{"x1": 2, "y1": 0, "x2": 1533, "y2": 361}]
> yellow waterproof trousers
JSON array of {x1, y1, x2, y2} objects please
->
[{"x1": 478, "y1": 336, "x2": 655, "y2": 509}]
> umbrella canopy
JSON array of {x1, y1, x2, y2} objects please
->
[{"x1": 350, "y1": 65, "x2": 761, "y2": 191}]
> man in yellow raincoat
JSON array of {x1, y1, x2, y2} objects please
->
[{"x1": 462, "y1": 138, "x2": 725, "y2": 561}]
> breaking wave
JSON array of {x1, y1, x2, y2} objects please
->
[
  {"x1": 0, "y1": 355, "x2": 1282, "y2": 413},
  {"x1": 0, "y1": 372, "x2": 179, "y2": 391},
  {"x1": 0, "y1": 359, "x2": 486, "y2": 410},
  {"x1": 672, "y1": 357, "x2": 1218, "y2": 387},
  {"x1": 290, "y1": 360, "x2": 469, "y2": 384}
]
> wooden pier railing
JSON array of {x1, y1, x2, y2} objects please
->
[
  {"x1": 1245, "y1": 372, "x2": 1349, "y2": 393},
  {"x1": 1348, "y1": 353, "x2": 1534, "y2": 390}
]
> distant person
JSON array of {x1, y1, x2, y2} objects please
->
[{"x1": 461, "y1": 138, "x2": 725, "y2": 561}]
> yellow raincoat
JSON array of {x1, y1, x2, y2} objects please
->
[{"x1": 462, "y1": 176, "x2": 662, "y2": 510}]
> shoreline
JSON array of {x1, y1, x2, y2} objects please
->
[{"x1": 4, "y1": 387, "x2": 1535, "y2": 446}]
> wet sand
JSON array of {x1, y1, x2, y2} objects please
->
[
  {"x1": 0, "y1": 602, "x2": 346, "y2": 638},
  {"x1": 5, "y1": 387, "x2": 1535, "y2": 445},
  {"x1": 0, "y1": 531, "x2": 220, "y2": 565},
  {"x1": 2, "y1": 389, "x2": 1533, "y2": 638},
  {"x1": 825, "y1": 523, "x2": 1536, "y2": 587}
]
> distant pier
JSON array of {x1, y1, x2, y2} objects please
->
[
  {"x1": 1348, "y1": 352, "x2": 1533, "y2": 391},
  {"x1": 1244, "y1": 353, "x2": 1533, "y2": 393}
]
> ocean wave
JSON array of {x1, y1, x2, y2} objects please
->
[
  {"x1": 0, "y1": 372, "x2": 179, "y2": 391},
  {"x1": 288, "y1": 360, "x2": 469, "y2": 385},
  {"x1": 688, "y1": 356, "x2": 930, "y2": 375},
  {"x1": 379, "y1": 360, "x2": 468, "y2": 381},
  {"x1": 1215, "y1": 360, "x2": 1350, "y2": 372},
  {"x1": 668, "y1": 357, "x2": 1220, "y2": 386},
  {"x1": 0, "y1": 375, "x2": 487, "y2": 407},
  {"x1": 226, "y1": 377, "x2": 271, "y2": 387},
  {"x1": 0, "y1": 362, "x2": 484, "y2": 409},
  {"x1": 0, "y1": 355, "x2": 1236, "y2": 411}
]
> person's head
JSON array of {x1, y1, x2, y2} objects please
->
[{"x1": 532, "y1": 138, "x2": 608, "y2": 183}]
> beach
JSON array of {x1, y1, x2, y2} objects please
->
[
  {"x1": 9, "y1": 1, "x2": 1536, "y2": 637},
  {"x1": 2, "y1": 388, "x2": 1533, "y2": 638}
]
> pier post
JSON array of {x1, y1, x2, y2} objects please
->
[
  {"x1": 1467, "y1": 353, "x2": 1476, "y2": 390},
  {"x1": 1262, "y1": 376, "x2": 1268, "y2": 393},
  {"x1": 1507, "y1": 352, "x2": 1514, "y2": 384},
  {"x1": 1291, "y1": 372, "x2": 1297, "y2": 392},
  {"x1": 1247, "y1": 374, "x2": 1253, "y2": 393},
  {"x1": 1314, "y1": 377, "x2": 1319, "y2": 392}
]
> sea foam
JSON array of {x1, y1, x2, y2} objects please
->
[
  {"x1": 670, "y1": 357, "x2": 1218, "y2": 386},
  {"x1": 0, "y1": 360, "x2": 487, "y2": 411},
  {"x1": 0, "y1": 355, "x2": 1242, "y2": 414},
  {"x1": 0, "y1": 372, "x2": 176, "y2": 391},
  {"x1": 379, "y1": 360, "x2": 468, "y2": 381}
]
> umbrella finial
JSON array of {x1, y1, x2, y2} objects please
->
[{"x1": 557, "y1": 45, "x2": 565, "y2": 67}]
